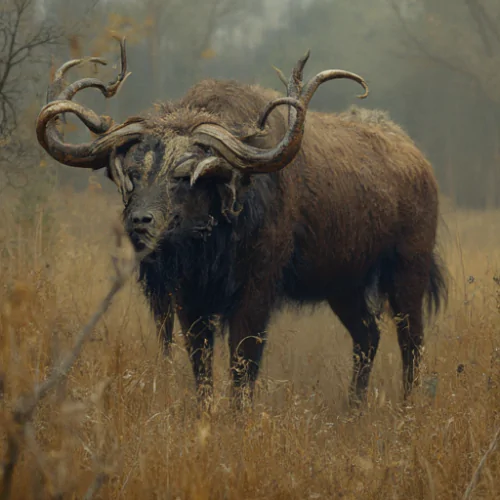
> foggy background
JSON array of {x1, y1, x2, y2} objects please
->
[{"x1": 1, "y1": 0, "x2": 499, "y2": 210}]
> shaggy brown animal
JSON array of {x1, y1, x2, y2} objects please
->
[{"x1": 35, "y1": 37, "x2": 447, "y2": 409}]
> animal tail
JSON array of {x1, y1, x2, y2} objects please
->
[{"x1": 425, "y1": 249, "x2": 449, "y2": 318}]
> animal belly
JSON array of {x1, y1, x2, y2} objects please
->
[
  {"x1": 281, "y1": 257, "x2": 365, "y2": 303},
  {"x1": 281, "y1": 242, "x2": 387, "y2": 303}
]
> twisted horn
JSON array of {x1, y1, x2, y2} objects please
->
[
  {"x1": 36, "y1": 36, "x2": 144, "y2": 170},
  {"x1": 192, "y1": 51, "x2": 369, "y2": 175}
]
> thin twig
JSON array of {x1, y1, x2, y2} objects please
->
[
  {"x1": 0, "y1": 228, "x2": 137, "y2": 500},
  {"x1": 83, "y1": 472, "x2": 108, "y2": 500},
  {"x1": 15, "y1": 281, "x2": 124, "y2": 419},
  {"x1": 389, "y1": 0, "x2": 482, "y2": 85},
  {"x1": 462, "y1": 425, "x2": 500, "y2": 499}
]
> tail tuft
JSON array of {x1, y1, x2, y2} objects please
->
[{"x1": 426, "y1": 250, "x2": 449, "y2": 317}]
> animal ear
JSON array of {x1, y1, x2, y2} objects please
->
[{"x1": 108, "y1": 152, "x2": 133, "y2": 202}]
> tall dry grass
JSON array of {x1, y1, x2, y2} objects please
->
[{"x1": 0, "y1": 183, "x2": 500, "y2": 499}]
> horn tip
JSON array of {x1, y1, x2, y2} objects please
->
[
  {"x1": 87, "y1": 57, "x2": 107, "y2": 66},
  {"x1": 190, "y1": 169, "x2": 201, "y2": 187},
  {"x1": 299, "y1": 49, "x2": 311, "y2": 66},
  {"x1": 357, "y1": 84, "x2": 369, "y2": 99},
  {"x1": 272, "y1": 66, "x2": 288, "y2": 87}
]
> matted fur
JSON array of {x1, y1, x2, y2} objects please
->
[
  {"x1": 113, "y1": 78, "x2": 449, "y2": 408},
  {"x1": 37, "y1": 65, "x2": 448, "y2": 408}
]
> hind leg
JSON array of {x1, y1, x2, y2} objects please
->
[
  {"x1": 328, "y1": 291, "x2": 381, "y2": 406},
  {"x1": 228, "y1": 304, "x2": 270, "y2": 411},
  {"x1": 386, "y1": 255, "x2": 429, "y2": 399}
]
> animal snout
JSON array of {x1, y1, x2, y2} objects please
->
[
  {"x1": 128, "y1": 209, "x2": 156, "y2": 252},
  {"x1": 131, "y1": 210, "x2": 154, "y2": 226}
]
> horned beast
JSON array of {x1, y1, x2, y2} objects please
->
[{"x1": 36, "y1": 37, "x2": 447, "y2": 409}]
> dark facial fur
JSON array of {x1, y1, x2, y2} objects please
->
[
  {"x1": 105, "y1": 78, "x2": 448, "y2": 408},
  {"x1": 36, "y1": 39, "x2": 449, "y2": 408},
  {"x1": 119, "y1": 134, "x2": 223, "y2": 257},
  {"x1": 113, "y1": 129, "x2": 275, "y2": 318}
]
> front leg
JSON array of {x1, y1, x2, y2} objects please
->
[
  {"x1": 228, "y1": 306, "x2": 271, "y2": 411},
  {"x1": 177, "y1": 308, "x2": 216, "y2": 413},
  {"x1": 150, "y1": 292, "x2": 176, "y2": 356}
]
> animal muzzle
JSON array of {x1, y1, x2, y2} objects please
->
[{"x1": 127, "y1": 208, "x2": 157, "y2": 252}]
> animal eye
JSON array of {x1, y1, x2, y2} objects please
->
[
  {"x1": 128, "y1": 170, "x2": 141, "y2": 182},
  {"x1": 198, "y1": 144, "x2": 214, "y2": 157}
]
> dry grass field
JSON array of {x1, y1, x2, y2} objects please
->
[{"x1": 1, "y1": 182, "x2": 500, "y2": 499}]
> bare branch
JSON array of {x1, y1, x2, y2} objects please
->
[
  {"x1": 0, "y1": 0, "x2": 23, "y2": 97},
  {"x1": 198, "y1": 0, "x2": 222, "y2": 57},
  {"x1": 216, "y1": 0, "x2": 244, "y2": 19},
  {"x1": 0, "y1": 0, "x2": 78, "y2": 143},
  {"x1": 463, "y1": 425, "x2": 500, "y2": 499},
  {"x1": 0, "y1": 28, "x2": 9, "y2": 54},
  {"x1": 466, "y1": 0, "x2": 495, "y2": 57},
  {"x1": 14, "y1": 0, "x2": 31, "y2": 14},
  {"x1": 0, "y1": 224, "x2": 137, "y2": 500},
  {"x1": 10, "y1": 25, "x2": 63, "y2": 63},
  {"x1": 83, "y1": 472, "x2": 108, "y2": 500},
  {"x1": 389, "y1": 0, "x2": 482, "y2": 84}
]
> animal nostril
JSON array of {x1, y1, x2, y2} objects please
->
[{"x1": 132, "y1": 211, "x2": 154, "y2": 225}]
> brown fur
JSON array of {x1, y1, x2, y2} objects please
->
[{"x1": 117, "y1": 78, "x2": 447, "y2": 409}]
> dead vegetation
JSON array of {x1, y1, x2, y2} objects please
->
[{"x1": 0, "y1": 184, "x2": 499, "y2": 498}]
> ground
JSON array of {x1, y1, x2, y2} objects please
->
[{"x1": 0, "y1": 186, "x2": 499, "y2": 499}]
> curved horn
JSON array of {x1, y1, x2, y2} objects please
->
[
  {"x1": 192, "y1": 51, "x2": 369, "y2": 175},
  {"x1": 36, "y1": 36, "x2": 144, "y2": 170},
  {"x1": 191, "y1": 99, "x2": 305, "y2": 173}
]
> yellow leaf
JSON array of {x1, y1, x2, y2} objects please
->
[
  {"x1": 200, "y1": 48, "x2": 216, "y2": 60},
  {"x1": 68, "y1": 35, "x2": 82, "y2": 60},
  {"x1": 64, "y1": 122, "x2": 78, "y2": 133},
  {"x1": 88, "y1": 175, "x2": 102, "y2": 192}
]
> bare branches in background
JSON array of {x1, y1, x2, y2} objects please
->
[
  {"x1": 0, "y1": 0, "x2": 499, "y2": 205},
  {"x1": 390, "y1": 0, "x2": 500, "y2": 104},
  {"x1": 465, "y1": 0, "x2": 500, "y2": 57},
  {"x1": 389, "y1": 0, "x2": 500, "y2": 206},
  {"x1": 0, "y1": 0, "x2": 65, "y2": 139},
  {"x1": 136, "y1": 0, "x2": 263, "y2": 98},
  {"x1": 0, "y1": 0, "x2": 103, "y2": 203}
]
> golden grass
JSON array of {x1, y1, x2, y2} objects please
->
[{"x1": 1, "y1": 185, "x2": 500, "y2": 499}]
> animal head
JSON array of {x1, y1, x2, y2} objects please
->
[{"x1": 36, "y1": 37, "x2": 368, "y2": 259}]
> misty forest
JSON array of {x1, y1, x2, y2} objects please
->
[{"x1": 1, "y1": 0, "x2": 500, "y2": 498}]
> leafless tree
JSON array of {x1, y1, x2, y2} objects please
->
[
  {"x1": 0, "y1": 0, "x2": 67, "y2": 139},
  {"x1": 391, "y1": 0, "x2": 500, "y2": 206},
  {"x1": 0, "y1": 0, "x2": 101, "y2": 201},
  {"x1": 391, "y1": 0, "x2": 500, "y2": 103}
]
